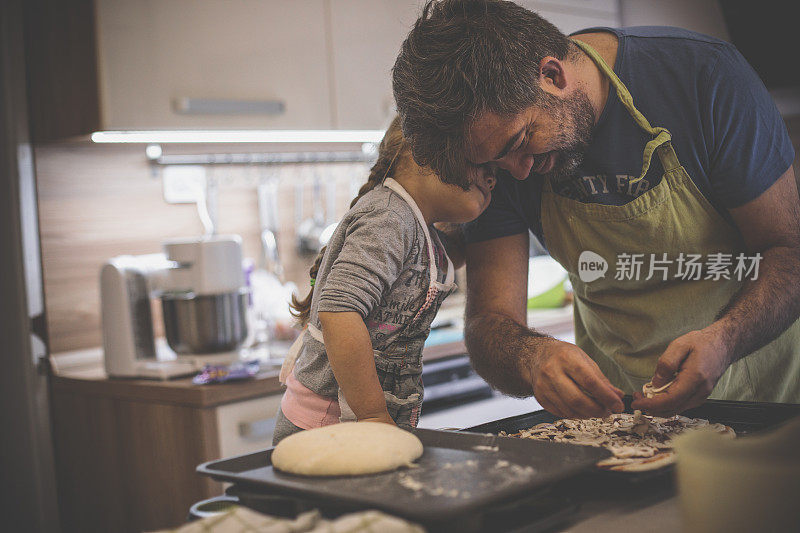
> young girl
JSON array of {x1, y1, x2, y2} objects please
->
[{"x1": 273, "y1": 116, "x2": 495, "y2": 443}]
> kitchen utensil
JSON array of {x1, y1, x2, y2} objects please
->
[
  {"x1": 161, "y1": 289, "x2": 249, "y2": 354},
  {"x1": 100, "y1": 235, "x2": 250, "y2": 379},
  {"x1": 196, "y1": 166, "x2": 218, "y2": 236},
  {"x1": 321, "y1": 173, "x2": 340, "y2": 246},
  {"x1": 296, "y1": 171, "x2": 333, "y2": 254},
  {"x1": 252, "y1": 169, "x2": 300, "y2": 361},
  {"x1": 197, "y1": 428, "x2": 608, "y2": 530},
  {"x1": 187, "y1": 496, "x2": 240, "y2": 521},
  {"x1": 325, "y1": 174, "x2": 338, "y2": 225},
  {"x1": 257, "y1": 170, "x2": 284, "y2": 279}
]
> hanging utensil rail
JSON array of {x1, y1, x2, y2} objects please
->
[{"x1": 149, "y1": 150, "x2": 376, "y2": 166}]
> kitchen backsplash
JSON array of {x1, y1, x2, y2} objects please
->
[{"x1": 35, "y1": 141, "x2": 382, "y2": 354}]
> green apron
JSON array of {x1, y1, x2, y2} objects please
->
[{"x1": 539, "y1": 38, "x2": 800, "y2": 402}]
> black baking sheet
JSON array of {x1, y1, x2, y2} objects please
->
[
  {"x1": 465, "y1": 397, "x2": 800, "y2": 435},
  {"x1": 463, "y1": 398, "x2": 800, "y2": 481},
  {"x1": 197, "y1": 428, "x2": 610, "y2": 524}
]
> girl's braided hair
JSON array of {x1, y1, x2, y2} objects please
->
[{"x1": 289, "y1": 116, "x2": 407, "y2": 327}]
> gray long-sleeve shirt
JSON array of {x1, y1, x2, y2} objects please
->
[{"x1": 293, "y1": 182, "x2": 450, "y2": 398}]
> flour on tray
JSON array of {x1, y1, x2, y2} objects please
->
[{"x1": 396, "y1": 457, "x2": 535, "y2": 499}]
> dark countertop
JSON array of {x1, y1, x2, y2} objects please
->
[
  {"x1": 48, "y1": 335, "x2": 480, "y2": 409},
  {"x1": 559, "y1": 474, "x2": 681, "y2": 532},
  {"x1": 48, "y1": 336, "x2": 475, "y2": 408},
  {"x1": 50, "y1": 367, "x2": 285, "y2": 408}
]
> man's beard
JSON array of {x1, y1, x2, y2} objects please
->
[{"x1": 538, "y1": 89, "x2": 595, "y2": 183}]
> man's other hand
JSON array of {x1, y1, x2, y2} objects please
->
[{"x1": 631, "y1": 327, "x2": 732, "y2": 416}]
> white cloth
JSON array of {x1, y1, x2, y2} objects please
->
[{"x1": 152, "y1": 506, "x2": 425, "y2": 533}]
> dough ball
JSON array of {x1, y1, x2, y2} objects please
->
[{"x1": 272, "y1": 422, "x2": 423, "y2": 476}]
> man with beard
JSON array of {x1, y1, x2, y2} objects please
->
[{"x1": 392, "y1": 0, "x2": 800, "y2": 418}]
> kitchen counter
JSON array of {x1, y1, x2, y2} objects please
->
[
  {"x1": 48, "y1": 340, "x2": 467, "y2": 410},
  {"x1": 51, "y1": 365, "x2": 284, "y2": 408},
  {"x1": 563, "y1": 478, "x2": 681, "y2": 532},
  {"x1": 49, "y1": 352, "x2": 288, "y2": 532},
  {"x1": 50, "y1": 346, "x2": 462, "y2": 409},
  {"x1": 570, "y1": 497, "x2": 681, "y2": 532}
]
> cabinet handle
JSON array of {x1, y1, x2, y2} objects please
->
[
  {"x1": 238, "y1": 417, "x2": 277, "y2": 440},
  {"x1": 173, "y1": 98, "x2": 285, "y2": 115}
]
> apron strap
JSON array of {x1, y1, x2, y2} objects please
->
[
  {"x1": 658, "y1": 142, "x2": 683, "y2": 173},
  {"x1": 278, "y1": 323, "x2": 325, "y2": 384},
  {"x1": 383, "y1": 178, "x2": 455, "y2": 286},
  {"x1": 307, "y1": 323, "x2": 325, "y2": 343},
  {"x1": 278, "y1": 328, "x2": 307, "y2": 384},
  {"x1": 572, "y1": 38, "x2": 674, "y2": 182}
]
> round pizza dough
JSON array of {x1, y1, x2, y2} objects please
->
[{"x1": 271, "y1": 422, "x2": 424, "y2": 476}]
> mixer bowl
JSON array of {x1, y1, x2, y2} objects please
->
[{"x1": 161, "y1": 290, "x2": 249, "y2": 354}]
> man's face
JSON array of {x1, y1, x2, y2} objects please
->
[{"x1": 465, "y1": 89, "x2": 595, "y2": 182}]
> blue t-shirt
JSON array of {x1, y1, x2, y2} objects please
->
[{"x1": 464, "y1": 26, "x2": 795, "y2": 247}]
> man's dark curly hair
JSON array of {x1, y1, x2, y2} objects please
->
[{"x1": 392, "y1": 0, "x2": 575, "y2": 188}]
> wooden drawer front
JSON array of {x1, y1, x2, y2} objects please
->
[{"x1": 215, "y1": 394, "x2": 283, "y2": 458}]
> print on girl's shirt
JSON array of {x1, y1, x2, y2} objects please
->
[
  {"x1": 369, "y1": 230, "x2": 448, "y2": 345},
  {"x1": 404, "y1": 268, "x2": 427, "y2": 289},
  {"x1": 364, "y1": 321, "x2": 399, "y2": 333},
  {"x1": 369, "y1": 292, "x2": 424, "y2": 345},
  {"x1": 554, "y1": 173, "x2": 655, "y2": 204}
]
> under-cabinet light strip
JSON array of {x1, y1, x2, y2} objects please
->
[{"x1": 90, "y1": 130, "x2": 386, "y2": 144}]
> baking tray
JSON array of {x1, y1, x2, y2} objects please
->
[
  {"x1": 464, "y1": 397, "x2": 800, "y2": 482},
  {"x1": 197, "y1": 427, "x2": 610, "y2": 528},
  {"x1": 227, "y1": 482, "x2": 582, "y2": 533},
  {"x1": 465, "y1": 397, "x2": 800, "y2": 435}
]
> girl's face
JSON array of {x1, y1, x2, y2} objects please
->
[{"x1": 423, "y1": 164, "x2": 496, "y2": 224}]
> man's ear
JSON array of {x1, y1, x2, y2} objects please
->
[{"x1": 539, "y1": 56, "x2": 568, "y2": 92}]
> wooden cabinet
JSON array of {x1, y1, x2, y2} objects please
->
[
  {"x1": 50, "y1": 369, "x2": 284, "y2": 533},
  {"x1": 23, "y1": 0, "x2": 101, "y2": 142},
  {"x1": 328, "y1": 1, "x2": 421, "y2": 129},
  {"x1": 94, "y1": 0, "x2": 333, "y2": 130},
  {"x1": 328, "y1": 0, "x2": 620, "y2": 129},
  {"x1": 93, "y1": 0, "x2": 423, "y2": 131},
  {"x1": 25, "y1": 0, "x2": 620, "y2": 139}
]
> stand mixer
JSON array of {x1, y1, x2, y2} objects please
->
[{"x1": 100, "y1": 235, "x2": 250, "y2": 379}]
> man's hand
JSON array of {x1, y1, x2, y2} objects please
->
[
  {"x1": 465, "y1": 233, "x2": 623, "y2": 418},
  {"x1": 631, "y1": 326, "x2": 732, "y2": 416},
  {"x1": 528, "y1": 338, "x2": 625, "y2": 418}
]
